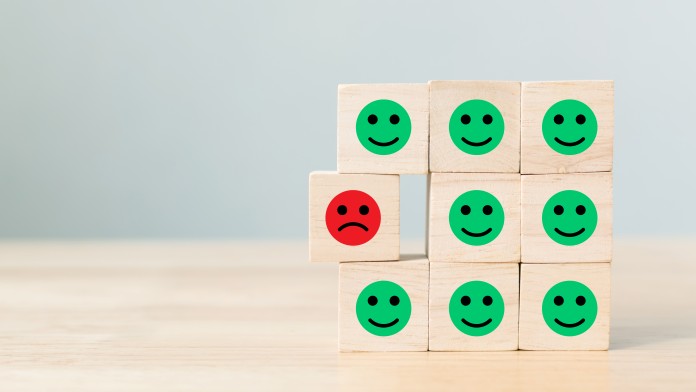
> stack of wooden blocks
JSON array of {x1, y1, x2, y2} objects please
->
[{"x1": 309, "y1": 81, "x2": 613, "y2": 352}]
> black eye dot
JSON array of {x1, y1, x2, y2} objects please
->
[
  {"x1": 482, "y1": 205, "x2": 493, "y2": 215},
  {"x1": 367, "y1": 114, "x2": 378, "y2": 125},
  {"x1": 554, "y1": 114, "x2": 564, "y2": 125},
  {"x1": 359, "y1": 205, "x2": 369, "y2": 215},
  {"x1": 390, "y1": 295, "x2": 400, "y2": 306},
  {"x1": 576, "y1": 114, "x2": 586, "y2": 125},
  {"x1": 482, "y1": 114, "x2": 493, "y2": 125},
  {"x1": 554, "y1": 205, "x2": 564, "y2": 215},
  {"x1": 368, "y1": 295, "x2": 377, "y2": 306},
  {"x1": 576, "y1": 295, "x2": 586, "y2": 306},
  {"x1": 461, "y1": 205, "x2": 471, "y2": 215},
  {"x1": 576, "y1": 205, "x2": 586, "y2": 215},
  {"x1": 482, "y1": 295, "x2": 493, "y2": 306},
  {"x1": 554, "y1": 295, "x2": 564, "y2": 306},
  {"x1": 337, "y1": 205, "x2": 347, "y2": 215},
  {"x1": 390, "y1": 114, "x2": 400, "y2": 125},
  {"x1": 461, "y1": 295, "x2": 471, "y2": 306},
  {"x1": 461, "y1": 114, "x2": 471, "y2": 125}
]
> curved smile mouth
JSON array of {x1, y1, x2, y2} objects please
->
[
  {"x1": 461, "y1": 136, "x2": 492, "y2": 147},
  {"x1": 554, "y1": 136, "x2": 586, "y2": 147},
  {"x1": 554, "y1": 227, "x2": 585, "y2": 237},
  {"x1": 554, "y1": 318, "x2": 585, "y2": 328},
  {"x1": 368, "y1": 137, "x2": 399, "y2": 147},
  {"x1": 368, "y1": 318, "x2": 399, "y2": 328},
  {"x1": 461, "y1": 227, "x2": 493, "y2": 237},
  {"x1": 338, "y1": 222, "x2": 369, "y2": 232},
  {"x1": 461, "y1": 318, "x2": 492, "y2": 328}
]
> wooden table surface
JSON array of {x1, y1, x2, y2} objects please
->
[{"x1": 0, "y1": 239, "x2": 694, "y2": 391}]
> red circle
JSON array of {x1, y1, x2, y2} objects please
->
[{"x1": 325, "y1": 190, "x2": 381, "y2": 246}]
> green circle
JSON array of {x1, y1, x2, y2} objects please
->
[
  {"x1": 449, "y1": 281, "x2": 504, "y2": 336},
  {"x1": 356, "y1": 99, "x2": 411, "y2": 155},
  {"x1": 449, "y1": 99, "x2": 505, "y2": 155},
  {"x1": 448, "y1": 190, "x2": 504, "y2": 246},
  {"x1": 542, "y1": 99, "x2": 597, "y2": 155},
  {"x1": 542, "y1": 190, "x2": 597, "y2": 246},
  {"x1": 356, "y1": 280, "x2": 411, "y2": 336},
  {"x1": 542, "y1": 281, "x2": 598, "y2": 336}
]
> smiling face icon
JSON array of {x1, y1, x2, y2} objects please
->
[
  {"x1": 356, "y1": 99, "x2": 411, "y2": 155},
  {"x1": 449, "y1": 190, "x2": 505, "y2": 246},
  {"x1": 325, "y1": 190, "x2": 381, "y2": 246},
  {"x1": 542, "y1": 99, "x2": 598, "y2": 155},
  {"x1": 449, "y1": 99, "x2": 505, "y2": 155},
  {"x1": 449, "y1": 281, "x2": 504, "y2": 336},
  {"x1": 356, "y1": 280, "x2": 411, "y2": 336},
  {"x1": 542, "y1": 190, "x2": 597, "y2": 246},
  {"x1": 542, "y1": 280, "x2": 598, "y2": 336}
]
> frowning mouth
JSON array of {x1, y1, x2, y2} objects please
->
[
  {"x1": 368, "y1": 137, "x2": 399, "y2": 147},
  {"x1": 338, "y1": 222, "x2": 369, "y2": 231},
  {"x1": 554, "y1": 137, "x2": 585, "y2": 147}
]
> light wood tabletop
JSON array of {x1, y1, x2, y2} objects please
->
[{"x1": 0, "y1": 238, "x2": 694, "y2": 391}]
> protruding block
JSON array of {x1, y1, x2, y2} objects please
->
[
  {"x1": 521, "y1": 173, "x2": 612, "y2": 263},
  {"x1": 521, "y1": 81, "x2": 614, "y2": 174},
  {"x1": 309, "y1": 171, "x2": 399, "y2": 262},
  {"x1": 339, "y1": 257, "x2": 429, "y2": 352},
  {"x1": 429, "y1": 263, "x2": 519, "y2": 351},
  {"x1": 519, "y1": 263, "x2": 610, "y2": 350},
  {"x1": 337, "y1": 84, "x2": 429, "y2": 174},
  {"x1": 427, "y1": 173, "x2": 520, "y2": 263},
  {"x1": 429, "y1": 81, "x2": 521, "y2": 173}
]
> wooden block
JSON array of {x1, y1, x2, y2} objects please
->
[
  {"x1": 427, "y1": 173, "x2": 520, "y2": 263},
  {"x1": 337, "y1": 84, "x2": 429, "y2": 174},
  {"x1": 521, "y1": 81, "x2": 614, "y2": 174},
  {"x1": 429, "y1": 81, "x2": 520, "y2": 173},
  {"x1": 519, "y1": 263, "x2": 610, "y2": 350},
  {"x1": 309, "y1": 171, "x2": 399, "y2": 262},
  {"x1": 339, "y1": 257, "x2": 429, "y2": 352},
  {"x1": 429, "y1": 263, "x2": 519, "y2": 351},
  {"x1": 521, "y1": 173, "x2": 612, "y2": 263}
]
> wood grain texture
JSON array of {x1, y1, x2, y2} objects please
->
[
  {"x1": 427, "y1": 173, "x2": 520, "y2": 262},
  {"x1": 429, "y1": 263, "x2": 519, "y2": 351},
  {"x1": 521, "y1": 80, "x2": 614, "y2": 174},
  {"x1": 0, "y1": 239, "x2": 693, "y2": 390},
  {"x1": 309, "y1": 171, "x2": 399, "y2": 262},
  {"x1": 429, "y1": 80, "x2": 520, "y2": 173},
  {"x1": 521, "y1": 172, "x2": 612, "y2": 263},
  {"x1": 339, "y1": 258, "x2": 429, "y2": 352},
  {"x1": 519, "y1": 263, "x2": 611, "y2": 350},
  {"x1": 337, "y1": 84, "x2": 429, "y2": 174}
]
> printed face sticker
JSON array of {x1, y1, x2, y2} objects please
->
[
  {"x1": 449, "y1": 281, "x2": 505, "y2": 336},
  {"x1": 542, "y1": 280, "x2": 598, "y2": 336},
  {"x1": 356, "y1": 99, "x2": 411, "y2": 155},
  {"x1": 449, "y1": 99, "x2": 505, "y2": 155},
  {"x1": 449, "y1": 190, "x2": 505, "y2": 246},
  {"x1": 542, "y1": 190, "x2": 597, "y2": 246},
  {"x1": 542, "y1": 99, "x2": 597, "y2": 155},
  {"x1": 356, "y1": 280, "x2": 411, "y2": 336},
  {"x1": 325, "y1": 190, "x2": 381, "y2": 246}
]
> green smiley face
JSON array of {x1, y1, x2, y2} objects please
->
[
  {"x1": 542, "y1": 99, "x2": 598, "y2": 155},
  {"x1": 356, "y1": 280, "x2": 411, "y2": 336},
  {"x1": 449, "y1": 281, "x2": 504, "y2": 336},
  {"x1": 542, "y1": 281, "x2": 598, "y2": 336},
  {"x1": 356, "y1": 99, "x2": 411, "y2": 155},
  {"x1": 449, "y1": 99, "x2": 505, "y2": 155},
  {"x1": 542, "y1": 190, "x2": 597, "y2": 246},
  {"x1": 449, "y1": 190, "x2": 504, "y2": 246}
]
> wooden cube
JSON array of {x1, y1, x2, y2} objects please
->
[
  {"x1": 309, "y1": 171, "x2": 399, "y2": 262},
  {"x1": 427, "y1": 173, "x2": 520, "y2": 263},
  {"x1": 429, "y1": 81, "x2": 520, "y2": 173},
  {"x1": 519, "y1": 263, "x2": 610, "y2": 350},
  {"x1": 521, "y1": 173, "x2": 612, "y2": 263},
  {"x1": 339, "y1": 258, "x2": 429, "y2": 352},
  {"x1": 521, "y1": 81, "x2": 614, "y2": 174},
  {"x1": 337, "y1": 84, "x2": 429, "y2": 174},
  {"x1": 429, "y1": 263, "x2": 519, "y2": 351}
]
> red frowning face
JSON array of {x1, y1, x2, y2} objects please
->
[{"x1": 325, "y1": 190, "x2": 381, "y2": 246}]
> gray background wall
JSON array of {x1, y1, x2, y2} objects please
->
[{"x1": 0, "y1": 0, "x2": 692, "y2": 239}]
